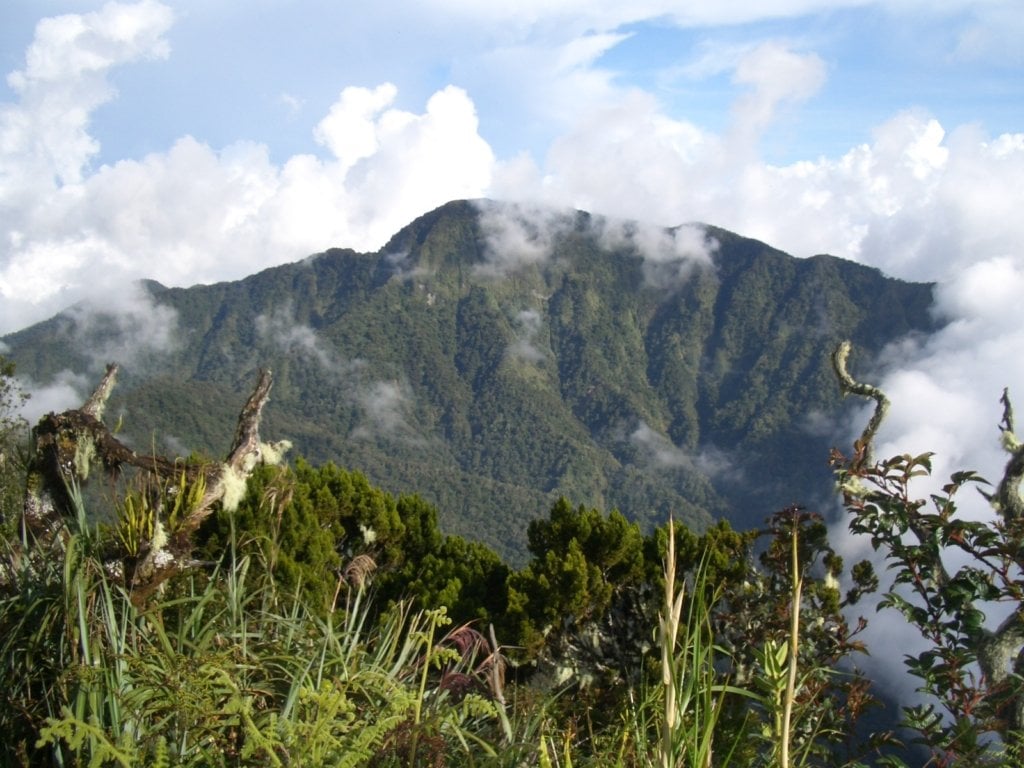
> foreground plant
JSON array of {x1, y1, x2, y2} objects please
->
[
  {"x1": 17, "y1": 364, "x2": 291, "y2": 606},
  {"x1": 655, "y1": 517, "x2": 746, "y2": 768},
  {"x1": 833, "y1": 340, "x2": 1024, "y2": 765},
  {"x1": 1, "y1": 364, "x2": 516, "y2": 766},
  {"x1": 3, "y1": 497, "x2": 511, "y2": 766}
]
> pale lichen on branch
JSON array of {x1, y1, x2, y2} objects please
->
[
  {"x1": 831, "y1": 340, "x2": 889, "y2": 469},
  {"x1": 18, "y1": 365, "x2": 287, "y2": 604}
]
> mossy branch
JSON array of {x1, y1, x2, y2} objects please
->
[
  {"x1": 18, "y1": 366, "x2": 285, "y2": 603},
  {"x1": 831, "y1": 341, "x2": 889, "y2": 468},
  {"x1": 989, "y1": 387, "x2": 1024, "y2": 522}
]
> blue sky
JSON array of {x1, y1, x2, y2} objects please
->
[
  {"x1": 1, "y1": 0, "x2": 1024, "y2": 699},
  {"x1": 0, "y1": 4, "x2": 1021, "y2": 304},
  {"x1": 3, "y1": 1, "x2": 1020, "y2": 172},
  {"x1": 0, "y1": 3, "x2": 1021, "y2": 393}
]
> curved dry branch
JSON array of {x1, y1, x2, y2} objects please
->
[{"x1": 831, "y1": 341, "x2": 889, "y2": 468}]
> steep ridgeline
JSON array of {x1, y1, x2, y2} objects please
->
[{"x1": 3, "y1": 200, "x2": 936, "y2": 563}]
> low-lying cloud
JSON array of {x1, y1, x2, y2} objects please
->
[
  {"x1": 61, "y1": 282, "x2": 180, "y2": 370},
  {"x1": 255, "y1": 303, "x2": 338, "y2": 372},
  {"x1": 15, "y1": 369, "x2": 91, "y2": 425},
  {"x1": 595, "y1": 219, "x2": 718, "y2": 288},
  {"x1": 351, "y1": 380, "x2": 422, "y2": 444},
  {"x1": 253, "y1": 303, "x2": 423, "y2": 444},
  {"x1": 630, "y1": 420, "x2": 735, "y2": 479},
  {"x1": 506, "y1": 309, "x2": 548, "y2": 364},
  {"x1": 475, "y1": 200, "x2": 718, "y2": 288},
  {"x1": 475, "y1": 202, "x2": 576, "y2": 278}
]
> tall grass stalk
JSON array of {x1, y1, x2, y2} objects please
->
[
  {"x1": 654, "y1": 516, "x2": 750, "y2": 768},
  {"x1": 780, "y1": 515, "x2": 803, "y2": 768},
  {"x1": 659, "y1": 516, "x2": 686, "y2": 768}
]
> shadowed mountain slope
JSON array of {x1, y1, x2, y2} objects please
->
[{"x1": 2, "y1": 200, "x2": 937, "y2": 563}]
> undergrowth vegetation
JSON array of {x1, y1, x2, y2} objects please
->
[
  {"x1": 1, "y1": 350, "x2": 1022, "y2": 766},
  {"x1": 1, "y1": 493, "x2": 514, "y2": 766},
  {"x1": 0, "y1": 476, "x2": 890, "y2": 766}
]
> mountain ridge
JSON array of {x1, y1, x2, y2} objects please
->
[{"x1": 2, "y1": 199, "x2": 938, "y2": 563}]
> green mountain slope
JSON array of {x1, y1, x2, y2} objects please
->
[{"x1": 2, "y1": 200, "x2": 936, "y2": 563}]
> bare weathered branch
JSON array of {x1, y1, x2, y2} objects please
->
[
  {"x1": 177, "y1": 368, "x2": 275, "y2": 536},
  {"x1": 81, "y1": 363, "x2": 118, "y2": 421},
  {"x1": 19, "y1": 366, "x2": 284, "y2": 604},
  {"x1": 126, "y1": 369, "x2": 279, "y2": 600},
  {"x1": 831, "y1": 340, "x2": 889, "y2": 467},
  {"x1": 991, "y1": 388, "x2": 1024, "y2": 522},
  {"x1": 227, "y1": 368, "x2": 274, "y2": 469}
]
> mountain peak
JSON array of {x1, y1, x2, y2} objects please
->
[{"x1": 2, "y1": 200, "x2": 937, "y2": 563}]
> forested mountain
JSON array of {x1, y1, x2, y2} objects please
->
[{"x1": 1, "y1": 199, "x2": 936, "y2": 563}]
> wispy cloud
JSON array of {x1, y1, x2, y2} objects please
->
[
  {"x1": 475, "y1": 200, "x2": 718, "y2": 288},
  {"x1": 62, "y1": 281, "x2": 179, "y2": 370},
  {"x1": 351, "y1": 379, "x2": 424, "y2": 444},
  {"x1": 629, "y1": 420, "x2": 736, "y2": 479},
  {"x1": 594, "y1": 218, "x2": 718, "y2": 288},
  {"x1": 506, "y1": 308, "x2": 548, "y2": 364},
  {"x1": 16, "y1": 369, "x2": 91, "y2": 424},
  {"x1": 474, "y1": 201, "x2": 575, "y2": 277},
  {"x1": 255, "y1": 302, "x2": 338, "y2": 371}
]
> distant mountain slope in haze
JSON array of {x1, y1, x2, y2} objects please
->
[{"x1": 2, "y1": 200, "x2": 937, "y2": 563}]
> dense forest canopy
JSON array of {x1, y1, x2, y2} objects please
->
[{"x1": 0, "y1": 200, "x2": 937, "y2": 564}]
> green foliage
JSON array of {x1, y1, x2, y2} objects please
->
[
  {"x1": 720, "y1": 509, "x2": 886, "y2": 766},
  {"x1": 388, "y1": 495, "x2": 510, "y2": 624},
  {"x1": 507, "y1": 499, "x2": 645, "y2": 652},
  {"x1": 0, "y1": 440, "x2": 914, "y2": 768},
  {"x1": 836, "y1": 449, "x2": 1024, "y2": 765},
  {"x1": 1, "y1": 481, "x2": 512, "y2": 767},
  {"x1": 199, "y1": 460, "x2": 510, "y2": 626},
  {"x1": 22, "y1": 323, "x2": 1024, "y2": 765},
  {"x1": 1, "y1": 201, "x2": 937, "y2": 561},
  {"x1": 651, "y1": 522, "x2": 749, "y2": 768}
]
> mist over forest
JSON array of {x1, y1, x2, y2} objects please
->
[{"x1": 2, "y1": 2, "x2": 1023, "y2": 765}]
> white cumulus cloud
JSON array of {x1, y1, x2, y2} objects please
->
[{"x1": 0, "y1": 5, "x2": 495, "y2": 336}]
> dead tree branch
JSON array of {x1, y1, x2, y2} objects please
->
[
  {"x1": 19, "y1": 366, "x2": 287, "y2": 604},
  {"x1": 988, "y1": 388, "x2": 1024, "y2": 522},
  {"x1": 831, "y1": 340, "x2": 889, "y2": 469}
]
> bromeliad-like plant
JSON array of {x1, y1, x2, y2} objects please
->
[{"x1": 18, "y1": 364, "x2": 289, "y2": 606}]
